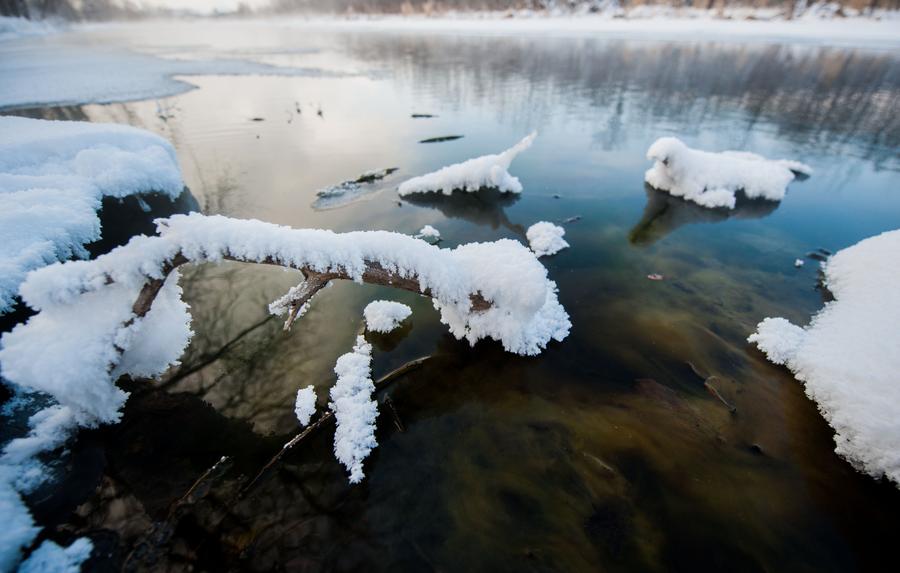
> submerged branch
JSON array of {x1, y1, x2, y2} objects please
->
[{"x1": 238, "y1": 355, "x2": 431, "y2": 497}]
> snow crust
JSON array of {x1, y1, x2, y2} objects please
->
[
  {"x1": 363, "y1": 300, "x2": 412, "y2": 333},
  {"x1": 749, "y1": 229, "x2": 900, "y2": 485},
  {"x1": 2, "y1": 212, "x2": 568, "y2": 426},
  {"x1": 0, "y1": 36, "x2": 341, "y2": 110},
  {"x1": 526, "y1": 222, "x2": 569, "y2": 257},
  {"x1": 398, "y1": 132, "x2": 536, "y2": 196},
  {"x1": 329, "y1": 336, "x2": 377, "y2": 484},
  {"x1": 294, "y1": 385, "x2": 317, "y2": 427},
  {"x1": 0, "y1": 116, "x2": 184, "y2": 313},
  {"x1": 645, "y1": 137, "x2": 811, "y2": 209}
]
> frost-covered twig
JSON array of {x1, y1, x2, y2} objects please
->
[{"x1": 239, "y1": 355, "x2": 431, "y2": 496}]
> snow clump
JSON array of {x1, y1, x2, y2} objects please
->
[
  {"x1": 645, "y1": 137, "x2": 811, "y2": 209},
  {"x1": 398, "y1": 132, "x2": 536, "y2": 196}
]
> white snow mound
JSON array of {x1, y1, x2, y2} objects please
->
[
  {"x1": 0, "y1": 116, "x2": 183, "y2": 313},
  {"x1": 749, "y1": 229, "x2": 900, "y2": 486},
  {"x1": 527, "y1": 222, "x2": 569, "y2": 257},
  {"x1": 364, "y1": 300, "x2": 412, "y2": 333},
  {"x1": 645, "y1": 137, "x2": 811, "y2": 209},
  {"x1": 398, "y1": 132, "x2": 536, "y2": 196}
]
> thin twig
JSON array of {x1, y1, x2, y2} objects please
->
[{"x1": 238, "y1": 355, "x2": 431, "y2": 497}]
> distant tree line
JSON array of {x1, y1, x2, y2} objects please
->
[
  {"x1": 269, "y1": 0, "x2": 899, "y2": 15},
  {"x1": 3, "y1": 0, "x2": 898, "y2": 19}
]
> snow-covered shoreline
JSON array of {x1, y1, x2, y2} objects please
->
[
  {"x1": 288, "y1": 14, "x2": 900, "y2": 47},
  {"x1": 750, "y1": 229, "x2": 900, "y2": 486}
]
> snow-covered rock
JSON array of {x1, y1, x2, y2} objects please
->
[
  {"x1": 329, "y1": 336, "x2": 377, "y2": 484},
  {"x1": 363, "y1": 300, "x2": 412, "y2": 333},
  {"x1": 749, "y1": 229, "x2": 900, "y2": 485},
  {"x1": 526, "y1": 221, "x2": 569, "y2": 257},
  {"x1": 0, "y1": 116, "x2": 184, "y2": 313},
  {"x1": 645, "y1": 137, "x2": 811, "y2": 209},
  {"x1": 398, "y1": 132, "x2": 536, "y2": 196},
  {"x1": 294, "y1": 386, "x2": 317, "y2": 427}
]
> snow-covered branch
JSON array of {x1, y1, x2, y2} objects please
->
[{"x1": 0, "y1": 213, "x2": 570, "y2": 427}]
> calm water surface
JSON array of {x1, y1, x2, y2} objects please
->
[{"x1": 10, "y1": 22, "x2": 900, "y2": 572}]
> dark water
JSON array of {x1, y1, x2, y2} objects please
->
[{"x1": 10, "y1": 23, "x2": 900, "y2": 572}]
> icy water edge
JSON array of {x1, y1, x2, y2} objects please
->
[{"x1": 3, "y1": 22, "x2": 900, "y2": 572}]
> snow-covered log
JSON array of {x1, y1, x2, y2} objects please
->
[
  {"x1": 398, "y1": 132, "x2": 536, "y2": 196},
  {"x1": 0, "y1": 116, "x2": 184, "y2": 313},
  {"x1": 0, "y1": 212, "x2": 570, "y2": 427},
  {"x1": 749, "y1": 229, "x2": 900, "y2": 486},
  {"x1": 645, "y1": 137, "x2": 811, "y2": 209}
]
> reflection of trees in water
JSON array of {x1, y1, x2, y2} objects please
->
[
  {"x1": 401, "y1": 187, "x2": 525, "y2": 235},
  {"x1": 341, "y1": 34, "x2": 900, "y2": 166},
  {"x1": 629, "y1": 184, "x2": 780, "y2": 246}
]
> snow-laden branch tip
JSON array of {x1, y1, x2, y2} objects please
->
[
  {"x1": 363, "y1": 300, "x2": 413, "y2": 333},
  {"x1": 398, "y1": 132, "x2": 536, "y2": 196},
  {"x1": 0, "y1": 116, "x2": 184, "y2": 314},
  {"x1": 329, "y1": 336, "x2": 377, "y2": 484},
  {"x1": 645, "y1": 137, "x2": 811, "y2": 209},
  {"x1": 294, "y1": 386, "x2": 317, "y2": 427},
  {"x1": 749, "y1": 229, "x2": 900, "y2": 486},
  {"x1": 527, "y1": 222, "x2": 569, "y2": 257},
  {"x1": 0, "y1": 213, "x2": 570, "y2": 427}
]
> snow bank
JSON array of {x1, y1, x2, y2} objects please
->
[
  {"x1": 0, "y1": 116, "x2": 183, "y2": 313},
  {"x1": 329, "y1": 336, "x2": 377, "y2": 484},
  {"x1": 526, "y1": 222, "x2": 569, "y2": 257},
  {"x1": 1, "y1": 212, "x2": 569, "y2": 425},
  {"x1": 294, "y1": 386, "x2": 317, "y2": 427},
  {"x1": 644, "y1": 137, "x2": 811, "y2": 209},
  {"x1": 398, "y1": 132, "x2": 536, "y2": 196},
  {"x1": 363, "y1": 300, "x2": 412, "y2": 333},
  {"x1": 0, "y1": 37, "x2": 343, "y2": 110},
  {"x1": 749, "y1": 229, "x2": 900, "y2": 485}
]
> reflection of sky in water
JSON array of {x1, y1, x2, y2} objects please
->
[{"x1": 25, "y1": 23, "x2": 900, "y2": 572}]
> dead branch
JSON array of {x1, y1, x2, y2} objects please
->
[
  {"x1": 126, "y1": 253, "x2": 491, "y2": 323},
  {"x1": 704, "y1": 376, "x2": 737, "y2": 414},
  {"x1": 238, "y1": 355, "x2": 431, "y2": 497}
]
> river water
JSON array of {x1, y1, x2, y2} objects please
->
[{"x1": 6, "y1": 20, "x2": 900, "y2": 572}]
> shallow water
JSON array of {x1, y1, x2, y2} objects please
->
[{"x1": 7, "y1": 22, "x2": 900, "y2": 571}]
